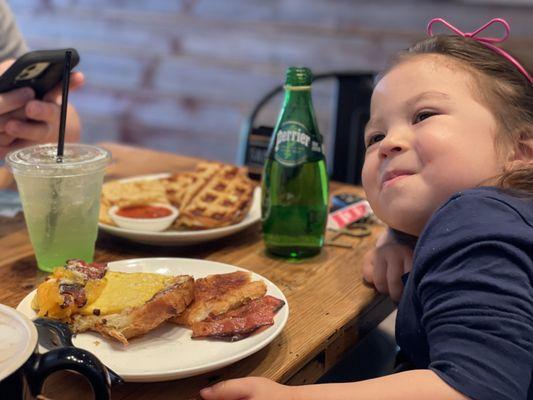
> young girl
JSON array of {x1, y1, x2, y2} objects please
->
[{"x1": 200, "y1": 18, "x2": 533, "y2": 400}]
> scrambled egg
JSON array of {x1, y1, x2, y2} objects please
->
[{"x1": 80, "y1": 271, "x2": 175, "y2": 315}]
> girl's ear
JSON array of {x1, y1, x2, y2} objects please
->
[
  {"x1": 515, "y1": 138, "x2": 533, "y2": 161},
  {"x1": 506, "y1": 129, "x2": 533, "y2": 163}
]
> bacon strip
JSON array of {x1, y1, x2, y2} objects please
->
[
  {"x1": 191, "y1": 295, "x2": 285, "y2": 341},
  {"x1": 65, "y1": 259, "x2": 107, "y2": 280}
]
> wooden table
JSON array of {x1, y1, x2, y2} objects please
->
[{"x1": 0, "y1": 142, "x2": 393, "y2": 400}]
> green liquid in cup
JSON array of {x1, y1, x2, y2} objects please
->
[
  {"x1": 7, "y1": 144, "x2": 110, "y2": 272},
  {"x1": 16, "y1": 173, "x2": 103, "y2": 271}
]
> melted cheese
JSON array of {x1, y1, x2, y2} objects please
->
[{"x1": 80, "y1": 271, "x2": 175, "y2": 316}]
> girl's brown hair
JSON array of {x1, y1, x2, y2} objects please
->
[{"x1": 385, "y1": 35, "x2": 533, "y2": 194}]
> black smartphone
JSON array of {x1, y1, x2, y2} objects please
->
[{"x1": 0, "y1": 48, "x2": 80, "y2": 99}]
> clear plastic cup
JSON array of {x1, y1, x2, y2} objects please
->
[{"x1": 6, "y1": 144, "x2": 111, "y2": 272}]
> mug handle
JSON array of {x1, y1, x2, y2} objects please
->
[{"x1": 25, "y1": 346, "x2": 111, "y2": 400}]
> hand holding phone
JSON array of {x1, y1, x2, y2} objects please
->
[
  {"x1": 0, "y1": 48, "x2": 80, "y2": 99},
  {"x1": 0, "y1": 49, "x2": 83, "y2": 157}
]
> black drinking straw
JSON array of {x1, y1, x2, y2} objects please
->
[
  {"x1": 56, "y1": 50, "x2": 72, "y2": 161},
  {"x1": 46, "y1": 50, "x2": 72, "y2": 244}
]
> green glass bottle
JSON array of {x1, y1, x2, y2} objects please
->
[{"x1": 261, "y1": 67, "x2": 329, "y2": 258}]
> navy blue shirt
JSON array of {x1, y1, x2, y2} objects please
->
[{"x1": 396, "y1": 187, "x2": 533, "y2": 400}]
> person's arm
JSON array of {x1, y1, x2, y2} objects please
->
[
  {"x1": 292, "y1": 370, "x2": 468, "y2": 400},
  {"x1": 0, "y1": 1, "x2": 29, "y2": 60},
  {"x1": 412, "y1": 191, "x2": 533, "y2": 400},
  {"x1": 200, "y1": 370, "x2": 468, "y2": 400}
]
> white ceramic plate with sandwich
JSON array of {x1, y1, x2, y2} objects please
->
[
  {"x1": 98, "y1": 173, "x2": 261, "y2": 246},
  {"x1": 16, "y1": 258, "x2": 289, "y2": 382}
]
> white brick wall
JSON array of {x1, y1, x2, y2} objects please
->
[{"x1": 7, "y1": 0, "x2": 533, "y2": 163}]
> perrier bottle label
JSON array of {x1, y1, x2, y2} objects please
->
[
  {"x1": 274, "y1": 120, "x2": 324, "y2": 166},
  {"x1": 261, "y1": 66, "x2": 329, "y2": 259}
]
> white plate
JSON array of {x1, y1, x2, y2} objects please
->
[
  {"x1": 16, "y1": 258, "x2": 289, "y2": 382},
  {"x1": 98, "y1": 173, "x2": 261, "y2": 246}
]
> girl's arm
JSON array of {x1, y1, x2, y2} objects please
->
[
  {"x1": 200, "y1": 370, "x2": 469, "y2": 400},
  {"x1": 292, "y1": 370, "x2": 469, "y2": 400}
]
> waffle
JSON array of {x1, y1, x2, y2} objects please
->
[
  {"x1": 183, "y1": 162, "x2": 225, "y2": 208},
  {"x1": 160, "y1": 172, "x2": 196, "y2": 209},
  {"x1": 175, "y1": 164, "x2": 255, "y2": 230}
]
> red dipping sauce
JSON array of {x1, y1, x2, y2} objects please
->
[{"x1": 116, "y1": 205, "x2": 172, "y2": 219}]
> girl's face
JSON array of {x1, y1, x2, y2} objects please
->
[{"x1": 362, "y1": 54, "x2": 508, "y2": 236}]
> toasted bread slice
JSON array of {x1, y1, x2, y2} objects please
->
[
  {"x1": 100, "y1": 179, "x2": 169, "y2": 225},
  {"x1": 71, "y1": 275, "x2": 194, "y2": 345},
  {"x1": 172, "y1": 271, "x2": 266, "y2": 326},
  {"x1": 99, "y1": 202, "x2": 113, "y2": 225}
]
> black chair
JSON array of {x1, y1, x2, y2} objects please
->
[{"x1": 237, "y1": 72, "x2": 374, "y2": 185}]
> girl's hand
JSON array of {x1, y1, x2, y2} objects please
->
[
  {"x1": 362, "y1": 229, "x2": 413, "y2": 302},
  {"x1": 200, "y1": 377, "x2": 294, "y2": 400}
]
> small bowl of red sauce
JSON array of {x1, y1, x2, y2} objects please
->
[{"x1": 108, "y1": 203, "x2": 178, "y2": 232}]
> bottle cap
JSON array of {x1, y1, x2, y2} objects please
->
[{"x1": 285, "y1": 67, "x2": 313, "y2": 86}]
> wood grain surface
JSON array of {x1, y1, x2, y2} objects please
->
[{"x1": 0, "y1": 143, "x2": 393, "y2": 400}]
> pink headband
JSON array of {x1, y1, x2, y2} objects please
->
[{"x1": 427, "y1": 18, "x2": 532, "y2": 85}]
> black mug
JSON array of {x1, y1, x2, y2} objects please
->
[{"x1": 0, "y1": 304, "x2": 111, "y2": 400}]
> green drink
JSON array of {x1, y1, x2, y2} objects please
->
[
  {"x1": 261, "y1": 67, "x2": 329, "y2": 258},
  {"x1": 6, "y1": 144, "x2": 110, "y2": 272}
]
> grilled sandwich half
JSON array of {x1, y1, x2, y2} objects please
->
[
  {"x1": 32, "y1": 259, "x2": 194, "y2": 345},
  {"x1": 171, "y1": 271, "x2": 267, "y2": 326}
]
